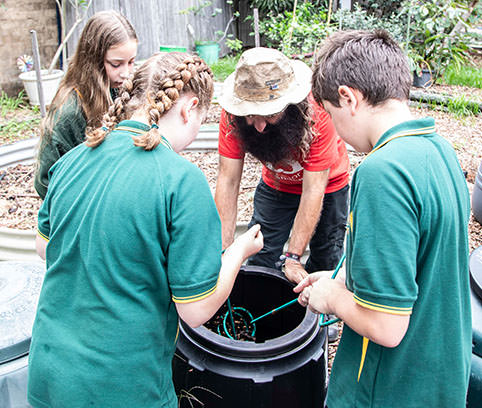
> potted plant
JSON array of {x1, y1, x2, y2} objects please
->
[
  {"x1": 406, "y1": 49, "x2": 433, "y2": 88},
  {"x1": 17, "y1": 0, "x2": 93, "y2": 106},
  {"x1": 180, "y1": 0, "x2": 239, "y2": 64},
  {"x1": 402, "y1": 0, "x2": 473, "y2": 87}
]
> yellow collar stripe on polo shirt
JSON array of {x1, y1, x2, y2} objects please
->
[
  {"x1": 114, "y1": 126, "x2": 173, "y2": 151},
  {"x1": 366, "y1": 125, "x2": 436, "y2": 160}
]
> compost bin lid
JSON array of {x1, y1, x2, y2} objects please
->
[
  {"x1": 0, "y1": 261, "x2": 45, "y2": 364},
  {"x1": 470, "y1": 247, "x2": 482, "y2": 357}
]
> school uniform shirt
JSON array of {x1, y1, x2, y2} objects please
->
[
  {"x1": 34, "y1": 88, "x2": 119, "y2": 199},
  {"x1": 28, "y1": 120, "x2": 222, "y2": 408},
  {"x1": 218, "y1": 96, "x2": 349, "y2": 195},
  {"x1": 34, "y1": 91, "x2": 86, "y2": 199},
  {"x1": 327, "y1": 118, "x2": 472, "y2": 408}
]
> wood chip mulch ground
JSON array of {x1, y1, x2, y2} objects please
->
[
  {"x1": 2, "y1": 99, "x2": 480, "y2": 251},
  {"x1": 1, "y1": 89, "x2": 481, "y2": 375}
]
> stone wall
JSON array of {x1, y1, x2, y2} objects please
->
[{"x1": 0, "y1": 0, "x2": 58, "y2": 96}]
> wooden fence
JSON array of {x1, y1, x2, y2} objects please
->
[{"x1": 64, "y1": 0, "x2": 236, "y2": 62}]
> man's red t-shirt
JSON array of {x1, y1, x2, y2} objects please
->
[{"x1": 218, "y1": 97, "x2": 350, "y2": 195}]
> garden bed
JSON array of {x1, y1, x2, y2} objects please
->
[{"x1": 1, "y1": 100, "x2": 481, "y2": 250}]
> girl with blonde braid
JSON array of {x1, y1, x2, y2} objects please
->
[{"x1": 28, "y1": 52, "x2": 263, "y2": 408}]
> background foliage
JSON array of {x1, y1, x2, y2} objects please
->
[{"x1": 244, "y1": 0, "x2": 479, "y2": 78}]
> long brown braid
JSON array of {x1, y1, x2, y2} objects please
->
[{"x1": 86, "y1": 52, "x2": 213, "y2": 150}]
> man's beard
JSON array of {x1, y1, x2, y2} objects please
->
[{"x1": 233, "y1": 104, "x2": 305, "y2": 165}]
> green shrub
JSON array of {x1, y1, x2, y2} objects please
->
[
  {"x1": 355, "y1": 0, "x2": 403, "y2": 19},
  {"x1": 249, "y1": 0, "x2": 328, "y2": 15},
  {"x1": 258, "y1": 2, "x2": 332, "y2": 56},
  {"x1": 333, "y1": 4, "x2": 406, "y2": 43},
  {"x1": 401, "y1": 0, "x2": 473, "y2": 77},
  {"x1": 209, "y1": 55, "x2": 240, "y2": 82}
]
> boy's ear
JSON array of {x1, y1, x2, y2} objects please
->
[
  {"x1": 180, "y1": 96, "x2": 200, "y2": 123},
  {"x1": 338, "y1": 86, "x2": 361, "y2": 115}
]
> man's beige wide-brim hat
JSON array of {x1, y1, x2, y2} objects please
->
[{"x1": 219, "y1": 47, "x2": 312, "y2": 117}]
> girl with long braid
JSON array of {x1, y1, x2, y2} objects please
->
[
  {"x1": 28, "y1": 52, "x2": 263, "y2": 408},
  {"x1": 34, "y1": 10, "x2": 138, "y2": 199}
]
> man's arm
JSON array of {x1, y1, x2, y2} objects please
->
[
  {"x1": 214, "y1": 156, "x2": 244, "y2": 249},
  {"x1": 295, "y1": 273, "x2": 410, "y2": 347},
  {"x1": 284, "y1": 168, "x2": 330, "y2": 283}
]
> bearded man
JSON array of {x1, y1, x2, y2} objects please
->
[{"x1": 215, "y1": 47, "x2": 349, "y2": 284}]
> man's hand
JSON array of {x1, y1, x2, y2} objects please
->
[{"x1": 283, "y1": 258, "x2": 308, "y2": 284}]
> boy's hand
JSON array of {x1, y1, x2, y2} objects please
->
[
  {"x1": 294, "y1": 271, "x2": 339, "y2": 314},
  {"x1": 283, "y1": 259, "x2": 308, "y2": 284}
]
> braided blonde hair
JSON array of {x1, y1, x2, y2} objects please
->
[{"x1": 86, "y1": 52, "x2": 213, "y2": 150}]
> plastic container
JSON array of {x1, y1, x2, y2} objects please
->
[
  {"x1": 0, "y1": 261, "x2": 46, "y2": 408},
  {"x1": 159, "y1": 45, "x2": 187, "y2": 53},
  {"x1": 468, "y1": 246, "x2": 482, "y2": 407},
  {"x1": 173, "y1": 265, "x2": 327, "y2": 408},
  {"x1": 472, "y1": 160, "x2": 482, "y2": 224},
  {"x1": 18, "y1": 69, "x2": 64, "y2": 106},
  {"x1": 195, "y1": 41, "x2": 220, "y2": 65},
  {"x1": 412, "y1": 68, "x2": 432, "y2": 88}
]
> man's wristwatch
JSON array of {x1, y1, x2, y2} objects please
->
[{"x1": 275, "y1": 252, "x2": 301, "y2": 268}]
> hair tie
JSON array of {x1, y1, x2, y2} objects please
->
[
  {"x1": 151, "y1": 123, "x2": 159, "y2": 129},
  {"x1": 101, "y1": 126, "x2": 108, "y2": 132}
]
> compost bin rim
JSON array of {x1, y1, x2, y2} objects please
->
[
  {"x1": 179, "y1": 317, "x2": 323, "y2": 363},
  {"x1": 179, "y1": 265, "x2": 323, "y2": 359}
]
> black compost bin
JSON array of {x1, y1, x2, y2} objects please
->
[
  {"x1": 173, "y1": 265, "x2": 327, "y2": 408},
  {"x1": 0, "y1": 261, "x2": 45, "y2": 408},
  {"x1": 468, "y1": 246, "x2": 482, "y2": 407}
]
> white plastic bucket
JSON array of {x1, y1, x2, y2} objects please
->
[
  {"x1": 18, "y1": 69, "x2": 64, "y2": 106},
  {"x1": 472, "y1": 160, "x2": 482, "y2": 224}
]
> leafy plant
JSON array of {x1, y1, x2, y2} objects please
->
[
  {"x1": 258, "y1": 2, "x2": 333, "y2": 56},
  {"x1": 0, "y1": 92, "x2": 41, "y2": 143},
  {"x1": 0, "y1": 91, "x2": 27, "y2": 115},
  {"x1": 209, "y1": 55, "x2": 240, "y2": 82},
  {"x1": 249, "y1": 0, "x2": 328, "y2": 15},
  {"x1": 250, "y1": 0, "x2": 294, "y2": 14},
  {"x1": 225, "y1": 37, "x2": 243, "y2": 53},
  {"x1": 0, "y1": 118, "x2": 41, "y2": 143},
  {"x1": 355, "y1": 0, "x2": 404, "y2": 19},
  {"x1": 180, "y1": 0, "x2": 240, "y2": 45},
  {"x1": 401, "y1": 0, "x2": 473, "y2": 78},
  {"x1": 333, "y1": 4, "x2": 406, "y2": 43}
]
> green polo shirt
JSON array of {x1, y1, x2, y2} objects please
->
[
  {"x1": 35, "y1": 89, "x2": 119, "y2": 199},
  {"x1": 29, "y1": 120, "x2": 222, "y2": 408},
  {"x1": 327, "y1": 118, "x2": 471, "y2": 408},
  {"x1": 34, "y1": 91, "x2": 86, "y2": 199}
]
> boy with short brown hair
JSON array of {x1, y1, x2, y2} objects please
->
[{"x1": 296, "y1": 29, "x2": 472, "y2": 407}]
